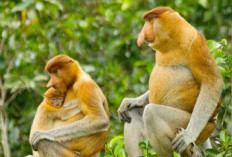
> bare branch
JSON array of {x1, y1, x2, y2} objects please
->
[
  {"x1": 0, "y1": 76, "x2": 6, "y2": 105},
  {"x1": 6, "y1": 56, "x2": 15, "y2": 75},
  {"x1": 4, "y1": 86, "x2": 28, "y2": 108},
  {"x1": 0, "y1": 76, "x2": 3, "y2": 95},
  {"x1": 0, "y1": 36, "x2": 6, "y2": 56}
]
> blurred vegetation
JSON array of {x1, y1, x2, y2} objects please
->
[{"x1": 0, "y1": 0, "x2": 231, "y2": 156}]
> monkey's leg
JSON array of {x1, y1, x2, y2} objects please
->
[
  {"x1": 37, "y1": 140, "x2": 76, "y2": 157},
  {"x1": 124, "y1": 107, "x2": 146, "y2": 157},
  {"x1": 143, "y1": 104, "x2": 191, "y2": 157}
]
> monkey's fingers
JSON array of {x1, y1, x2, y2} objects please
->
[
  {"x1": 172, "y1": 133, "x2": 185, "y2": 151},
  {"x1": 176, "y1": 127, "x2": 184, "y2": 134},
  {"x1": 31, "y1": 133, "x2": 40, "y2": 151},
  {"x1": 120, "y1": 111, "x2": 131, "y2": 123}
]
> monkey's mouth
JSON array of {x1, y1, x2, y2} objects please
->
[
  {"x1": 148, "y1": 42, "x2": 155, "y2": 47},
  {"x1": 145, "y1": 38, "x2": 155, "y2": 47}
]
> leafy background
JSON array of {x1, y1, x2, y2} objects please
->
[{"x1": 0, "y1": 0, "x2": 231, "y2": 156}]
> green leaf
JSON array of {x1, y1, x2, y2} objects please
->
[
  {"x1": 12, "y1": 0, "x2": 34, "y2": 12},
  {"x1": 207, "y1": 40, "x2": 222, "y2": 52},
  {"x1": 109, "y1": 135, "x2": 124, "y2": 148},
  {"x1": 206, "y1": 149, "x2": 218, "y2": 154},
  {"x1": 220, "y1": 39, "x2": 227, "y2": 45},
  {"x1": 45, "y1": 0, "x2": 64, "y2": 11},
  {"x1": 198, "y1": 0, "x2": 208, "y2": 8},
  {"x1": 118, "y1": 150, "x2": 126, "y2": 157},
  {"x1": 219, "y1": 129, "x2": 227, "y2": 142},
  {"x1": 173, "y1": 151, "x2": 181, "y2": 157},
  {"x1": 139, "y1": 142, "x2": 146, "y2": 150},
  {"x1": 114, "y1": 142, "x2": 125, "y2": 156},
  {"x1": 216, "y1": 151, "x2": 225, "y2": 157}
]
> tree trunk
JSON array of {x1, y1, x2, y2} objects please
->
[{"x1": 0, "y1": 109, "x2": 11, "y2": 157}]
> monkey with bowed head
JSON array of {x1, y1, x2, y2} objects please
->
[
  {"x1": 118, "y1": 7, "x2": 224, "y2": 157},
  {"x1": 30, "y1": 55, "x2": 110, "y2": 157}
]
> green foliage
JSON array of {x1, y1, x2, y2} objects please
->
[
  {"x1": 139, "y1": 139, "x2": 157, "y2": 157},
  {"x1": 173, "y1": 151, "x2": 181, "y2": 157},
  {"x1": 0, "y1": 0, "x2": 230, "y2": 156},
  {"x1": 104, "y1": 136, "x2": 127, "y2": 157},
  {"x1": 206, "y1": 129, "x2": 232, "y2": 157},
  {"x1": 208, "y1": 39, "x2": 231, "y2": 129}
]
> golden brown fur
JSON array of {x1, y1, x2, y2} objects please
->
[
  {"x1": 30, "y1": 55, "x2": 110, "y2": 157},
  {"x1": 119, "y1": 7, "x2": 224, "y2": 157},
  {"x1": 138, "y1": 7, "x2": 223, "y2": 144}
]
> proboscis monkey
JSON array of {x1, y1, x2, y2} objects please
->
[
  {"x1": 118, "y1": 7, "x2": 224, "y2": 157},
  {"x1": 29, "y1": 87, "x2": 81, "y2": 157},
  {"x1": 30, "y1": 55, "x2": 110, "y2": 157}
]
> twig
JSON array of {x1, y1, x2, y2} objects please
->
[
  {"x1": 220, "y1": 98, "x2": 231, "y2": 128},
  {"x1": 6, "y1": 56, "x2": 15, "y2": 75},
  {"x1": 0, "y1": 76, "x2": 4, "y2": 96},
  {"x1": 0, "y1": 36, "x2": 6, "y2": 56},
  {"x1": 0, "y1": 76, "x2": 6, "y2": 107},
  {"x1": 4, "y1": 86, "x2": 28, "y2": 108}
]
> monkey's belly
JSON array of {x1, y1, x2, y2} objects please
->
[{"x1": 149, "y1": 65, "x2": 200, "y2": 112}]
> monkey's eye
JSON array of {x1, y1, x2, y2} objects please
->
[
  {"x1": 58, "y1": 97, "x2": 63, "y2": 101},
  {"x1": 51, "y1": 98, "x2": 56, "y2": 102}
]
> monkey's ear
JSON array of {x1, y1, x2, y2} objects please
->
[{"x1": 143, "y1": 7, "x2": 174, "y2": 20}]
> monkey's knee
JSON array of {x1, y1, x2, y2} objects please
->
[
  {"x1": 124, "y1": 107, "x2": 145, "y2": 157},
  {"x1": 143, "y1": 104, "x2": 163, "y2": 128},
  {"x1": 143, "y1": 104, "x2": 173, "y2": 153}
]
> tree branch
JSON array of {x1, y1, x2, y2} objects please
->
[
  {"x1": 0, "y1": 36, "x2": 6, "y2": 56},
  {"x1": 4, "y1": 86, "x2": 28, "y2": 108},
  {"x1": 0, "y1": 76, "x2": 6, "y2": 107},
  {"x1": 6, "y1": 56, "x2": 15, "y2": 76}
]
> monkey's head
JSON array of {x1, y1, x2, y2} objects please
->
[
  {"x1": 44, "y1": 88, "x2": 65, "y2": 108},
  {"x1": 45, "y1": 55, "x2": 80, "y2": 91},
  {"x1": 137, "y1": 7, "x2": 196, "y2": 52}
]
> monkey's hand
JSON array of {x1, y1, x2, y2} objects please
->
[
  {"x1": 172, "y1": 128, "x2": 195, "y2": 153},
  {"x1": 117, "y1": 98, "x2": 134, "y2": 123},
  {"x1": 118, "y1": 91, "x2": 149, "y2": 123},
  {"x1": 30, "y1": 130, "x2": 55, "y2": 151}
]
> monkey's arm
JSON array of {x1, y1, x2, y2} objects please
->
[
  {"x1": 41, "y1": 104, "x2": 80, "y2": 120},
  {"x1": 31, "y1": 81, "x2": 110, "y2": 150},
  {"x1": 29, "y1": 105, "x2": 50, "y2": 141},
  {"x1": 172, "y1": 32, "x2": 224, "y2": 153},
  {"x1": 117, "y1": 91, "x2": 149, "y2": 123}
]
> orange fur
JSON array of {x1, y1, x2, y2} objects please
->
[
  {"x1": 44, "y1": 55, "x2": 110, "y2": 156},
  {"x1": 138, "y1": 7, "x2": 223, "y2": 144},
  {"x1": 29, "y1": 87, "x2": 79, "y2": 134}
]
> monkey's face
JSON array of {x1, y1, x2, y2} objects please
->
[
  {"x1": 137, "y1": 7, "x2": 179, "y2": 51},
  {"x1": 47, "y1": 73, "x2": 67, "y2": 92},
  {"x1": 50, "y1": 96, "x2": 64, "y2": 108},
  {"x1": 45, "y1": 88, "x2": 65, "y2": 108},
  {"x1": 137, "y1": 21, "x2": 155, "y2": 47},
  {"x1": 45, "y1": 55, "x2": 79, "y2": 90}
]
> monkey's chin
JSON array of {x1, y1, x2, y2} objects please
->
[
  {"x1": 148, "y1": 42, "x2": 154, "y2": 47},
  {"x1": 148, "y1": 42, "x2": 156, "y2": 50}
]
